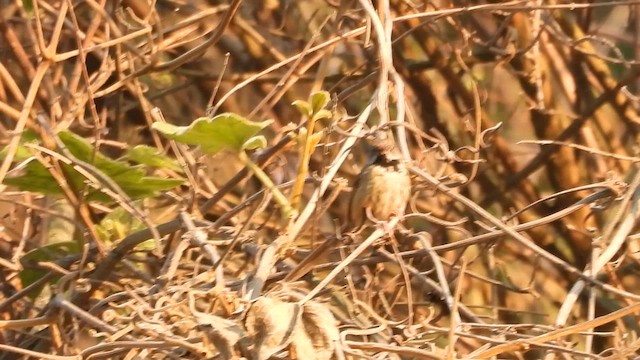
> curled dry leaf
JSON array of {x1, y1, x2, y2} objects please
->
[
  {"x1": 195, "y1": 312, "x2": 245, "y2": 359},
  {"x1": 298, "y1": 300, "x2": 339, "y2": 360},
  {"x1": 479, "y1": 121, "x2": 502, "y2": 148},
  {"x1": 244, "y1": 296, "x2": 339, "y2": 360},
  {"x1": 245, "y1": 296, "x2": 302, "y2": 360}
]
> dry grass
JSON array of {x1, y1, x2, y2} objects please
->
[{"x1": 2, "y1": 0, "x2": 640, "y2": 359}]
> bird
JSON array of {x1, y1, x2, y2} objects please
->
[
  {"x1": 283, "y1": 133, "x2": 411, "y2": 283},
  {"x1": 348, "y1": 133, "x2": 412, "y2": 231}
]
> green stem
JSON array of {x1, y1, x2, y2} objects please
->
[
  {"x1": 291, "y1": 123, "x2": 316, "y2": 211},
  {"x1": 239, "y1": 151, "x2": 296, "y2": 220}
]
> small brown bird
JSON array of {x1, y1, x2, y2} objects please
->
[
  {"x1": 348, "y1": 133, "x2": 412, "y2": 230},
  {"x1": 284, "y1": 133, "x2": 411, "y2": 283}
]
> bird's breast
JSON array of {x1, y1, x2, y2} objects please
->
[{"x1": 359, "y1": 163, "x2": 411, "y2": 220}]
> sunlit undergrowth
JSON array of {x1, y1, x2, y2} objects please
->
[{"x1": 1, "y1": 1, "x2": 640, "y2": 359}]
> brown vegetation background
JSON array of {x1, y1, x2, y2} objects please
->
[{"x1": 2, "y1": 0, "x2": 640, "y2": 359}]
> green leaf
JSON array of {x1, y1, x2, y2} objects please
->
[
  {"x1": 242, "y1": 135, "x2": 268, "y2": 151},
  {"x1": 0, "y1": 130, "x2": 40, "y2": 162},
  {"x1": 307, "y1": 131, "x2": 324, "y2": 149},
  {"x1": 152, "y1": 113, "x2": 273, "y2": 154},
  {"x1": 19, "y1": 241, "x2": 81, "y2": 298},
  {"x1": 96, "y1": 206, "x2": 154, "y2": 250},
  {"x1": 22, "y1": 0, "x2": 34, "y2": 14},
  {"x1": 312, "y1": 109, "x2": 332, "y2": 122},
  {"x1": 3, "y1": 160, "x2": 66, "y2": 195},
  {"x1": 292, "y1": 100, "x2": 312, "y2": 117},
  {"x1": 125, "y1": 145, "x2": 183, "y2": 173},
  {"x1": 310, "y1": 90, "x2": 330, "y2": 114},
  {"x1": 3, "y1": 131, "x2": 183, "y2": 201},
  {"x1": 109, "y1": 175, "x2": 183, "y2": 200}
]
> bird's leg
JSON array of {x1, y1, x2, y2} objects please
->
[
  {"x1": 383, "y1": 208, "x2": 407, "y2": 238},
  {"x1": 365, "y1": 207, "x2": 405, "y2": 245}
]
